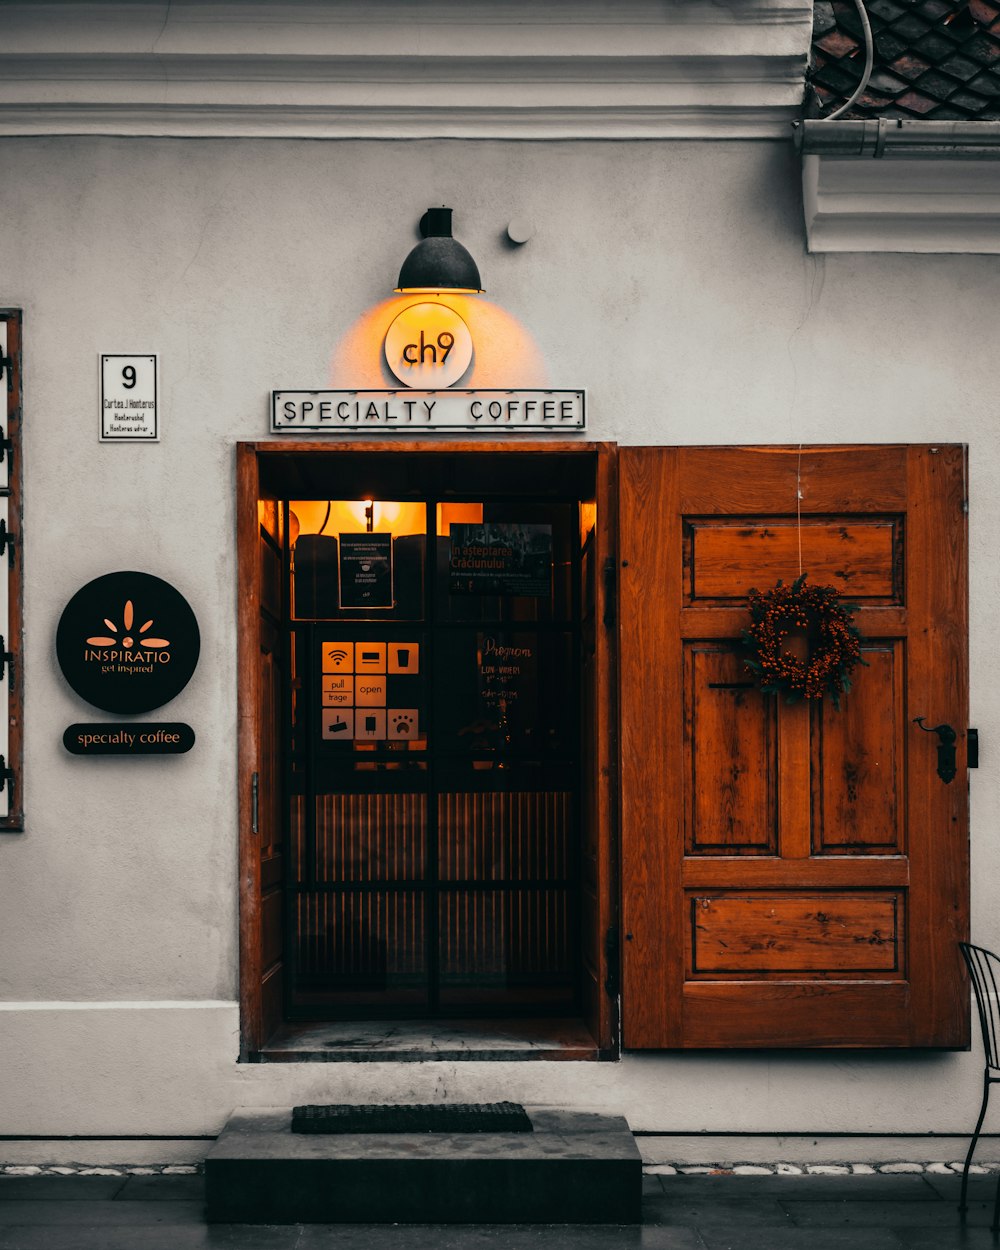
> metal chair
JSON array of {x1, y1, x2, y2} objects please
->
[{"x1": 958, "y1": 941, "x2": 1000, "y2": 1228}]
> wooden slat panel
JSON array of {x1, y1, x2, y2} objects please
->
[
  {"x1": 257, "y1": 499, "x2": 280, "y2": 545},
  {"x1": 586, "y1": 443, "x2": 619, "y2": 1050},
  {"x1": 438, "y1": 791, "x2": 569, "y2": 882},
  {"x1": 260, "y1": 535, "x2": 282, "y2": 620},
  {"x1": 237, "y1": 444, "x2": 265, "y2": 1056},
  {"x1": 261, "y1": 852, "x2": 282, "y2": 892},
  {"x1": 683, "y1": 858, "x2": 909, "y2": 889},
  {"x1": 685, "y1": 645, "x2": 777, "y2": 855},
  {"x1": 438, "y1": 890, "x2": 571, "y2": 982},
  {"x1": 813, "y1": 643, "x2": 904, "y2": 854},
  {"x1": 675, "y1": 446, "x2": 908, "y2": 513},
  {"x1": 620, "y1": 447, "x2": 684, "y2": 1047},
  {"x1": 296, "y1": 891, "x2": 426, "y2": 984},
  {"x1": 903, "y1": 445, "x2": 969, "y2": 1047},
  {"x1": 261, "y1": 888, "x2": 284, "y2": 971},
  {"x1": 261, "y1": 965, "x2": 282, "y2": 1036},
  {"x1": 681, "y1": 982, "x2": 912, "y2": 1048},
  {"x1": 313, "y1": 793, "x2": 426, "y2": 882},
  {"x1": 687, "y1": 519, "x2": 900, "y2": 603},
  {"x1": 689, "y1": 892, "x2": 902, "y2": 975},
  {"x1": 681, "y1": 605, "x2": 907, "y2": 640}
]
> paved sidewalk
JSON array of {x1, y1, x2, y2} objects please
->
[{"x1": 1, "y1": 1169, "x2": 1000, "y2": 1249}]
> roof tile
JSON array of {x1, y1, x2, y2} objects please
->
[
  {"x1": 891, "y1": 52, "x2": 934, "y2": 78},
  {"x1": 814, "y1": 0, "x2": 1000, "y2": 118},
  {"x1": 894, "y1": 13, "x2": 934, "y2": 39},
  {"x1": 896, "y1": 87, "x2": 941, "y2": 111},
  {"x1": 970, "y1": 67, "x2": 1000, "y2": 90},
  {"x1": 926, "y1": 103, "x2": 974, "y2": 115},
  {"x1": 868, "y1": 67, "x2": 911, "y2": 90},
  {"x1": 874, "y1": 29, "x2": 910, "y2": 58},
  {"x1": 916, "y1": 67, "x2": 963, "y2": 94},
  {"x1": 866, "y1": 0, "x2": 907, "y2": 18},
  {"x1": 812, "y1": 60, "x2": 865, "y2": 93},
  {"x1": 818, "y1": 29, "x2": 861, "y2": 54},
  {"x1": 917, "y1": 30, "x2": 962, "y2": 57},
  {"x1": 813, "y1": 1, "x2": 838, "y2": 34},
  {"x1": 948, "y1": 85, "x2": 992, "y2": 104},
  {"x1": 969, "y1": 0, "x2": 1000, "y2": 22},
  {"x1": 918, "y1": 0, "x2": 957, "y2": 18},
  {"x1": 938, "y1": 50, "x2": 986, "y2": 76},
  {"x1": 963, "y1": 31, "x2": 1000, "y2": 61}
]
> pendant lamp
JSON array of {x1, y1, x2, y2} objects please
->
[{"x1": 395, "y1": 207, "x2": 484, "y2": 295}]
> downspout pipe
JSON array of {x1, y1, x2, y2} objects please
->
[{"x1": 793, "y1": 118, "x2": 1000, "y2": 158}]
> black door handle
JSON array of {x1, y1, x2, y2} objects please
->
[{"x1": 913, "y1": 717, "x2": 957, "y2": 785}]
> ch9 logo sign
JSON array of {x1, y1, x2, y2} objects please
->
[{"x1": 384, "y1": 302, "x2": 473, "y2": 389}]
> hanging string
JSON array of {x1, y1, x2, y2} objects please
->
[{"x1": 796, "y1": 443, "x2": 804, "y2": 578}]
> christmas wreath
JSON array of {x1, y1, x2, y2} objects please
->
[{"x1": 741, "y1": 574, "x2": 864, "y2": 707}]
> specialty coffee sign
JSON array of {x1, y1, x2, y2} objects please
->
[
  {"x1": 64, "y1": 723, "x2": 195, "y2": 756},
  {"x1": 272, "y1": 389, "x2": 585, "y2": 433},
  {"x1": 57, "y1": 571, "x2": 200, "y2": 714}
]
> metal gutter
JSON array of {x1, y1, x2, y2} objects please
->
[{"x1": 793, "y1": 118, "x2": 1000, "y2": 158}]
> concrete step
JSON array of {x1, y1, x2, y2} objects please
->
[{"x1": 205, "y1": 1105, "x2": 642, "y2": 1224}]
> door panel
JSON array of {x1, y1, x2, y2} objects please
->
[
  {"x1": 685, "y1": 644, "x2": 778, "y2": 855},
  {"x1": 620, "y1": 445, "x2": 968, "y2": 1049}
]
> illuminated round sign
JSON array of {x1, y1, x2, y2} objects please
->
[
  {"x1": 384, "y1": 301, "x2": 473, "y2": 389},
  {"x1": 56, "y1": 571, "x2": 200, "y2": 714}
]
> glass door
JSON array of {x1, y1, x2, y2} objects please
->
[{"x1": 284, "y1": 494, "x2": 582, "y2": 1018}]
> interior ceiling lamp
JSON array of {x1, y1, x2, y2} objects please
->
[{"x1": 394, "y1": 207, "x2": 484, "y2": 295}]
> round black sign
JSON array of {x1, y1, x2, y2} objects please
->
[{"x1": 56, "y1": 571, "x2": 200, "y2": 714}]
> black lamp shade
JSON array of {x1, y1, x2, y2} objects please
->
[{"x1": 395, "y1": 207, "x2": 484, "y2": 294}]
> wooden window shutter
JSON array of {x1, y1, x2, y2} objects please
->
[{"x1": 619, "y1": 446, "x2": 969, "y2": 1048}]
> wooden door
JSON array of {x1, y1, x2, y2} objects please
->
[
  {"x1": 237, "y1": 450, "x2": 286, "y2": 1056},
  {"x1": 581, "y1": 445, "x2": 619, "y2": 1053},
  {"x1": 619, "y1": 446, "x2": 968, "y2": 1048}
]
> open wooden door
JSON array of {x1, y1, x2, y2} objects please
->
[
  {"x1": 238, "y1": 447, "x2": 285, "y2": 1057},
  {"x1": 581, "y1": 444, "x2": 619, "y2": 1053},
  {"x1": 619, "y1": 445, "x2": 968, "y2": 1048}
]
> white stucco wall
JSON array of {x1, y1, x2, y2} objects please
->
[{"x1": 0, "y1": 135, "x2": 998, "y2": 1145}]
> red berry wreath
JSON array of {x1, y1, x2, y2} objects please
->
[{"x1": 742, "y1": 574, "x2": 864, "y2": 707}]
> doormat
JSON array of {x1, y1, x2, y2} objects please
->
[{"x1": 291, "y1": 1102, "x2": 533, "y2": 1134}]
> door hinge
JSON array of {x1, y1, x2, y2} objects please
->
[
  {"x1": 0, "y1": 426, "x2": 12, "y2": 464},
  {"x1": 0, "y1": 635, "x2": 14, "y2": 688},
  {"x1": 0, "y1": 347, "x2": 12, "y2": 394},
  {"x1": 603, "y1": 557, "x2": 616, "y2": 628},
  {"x1": 968, "y1": 728, "x2": 979, "y2": 769},
  {"x1": 251, "y1": 772, "x2": 259, "y2": 834},
  {"x1": 0, "y1": 518, "x2": 15, "y2": 566},
  {"x1": 604, "y1": 924, "x2": 620, "y2": 998},
  {"x1": 0, "y1": 756, "x2": 15, "y2": 799}
]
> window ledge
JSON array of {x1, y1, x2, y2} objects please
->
[{"x1": 795, "y1": 120, "x2": 1000, "y2": 254}]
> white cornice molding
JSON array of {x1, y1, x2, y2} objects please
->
[
  {"x1": 0, "y1": 0, "x2": 811, "y2": 140},
  {"x1": 798, "y1": 122, "x2": 1000, "y2": 254}
]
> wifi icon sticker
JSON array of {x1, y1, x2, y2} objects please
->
[{"x1": 322, "y1": 642, "x2": 354, "y2": 674}]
